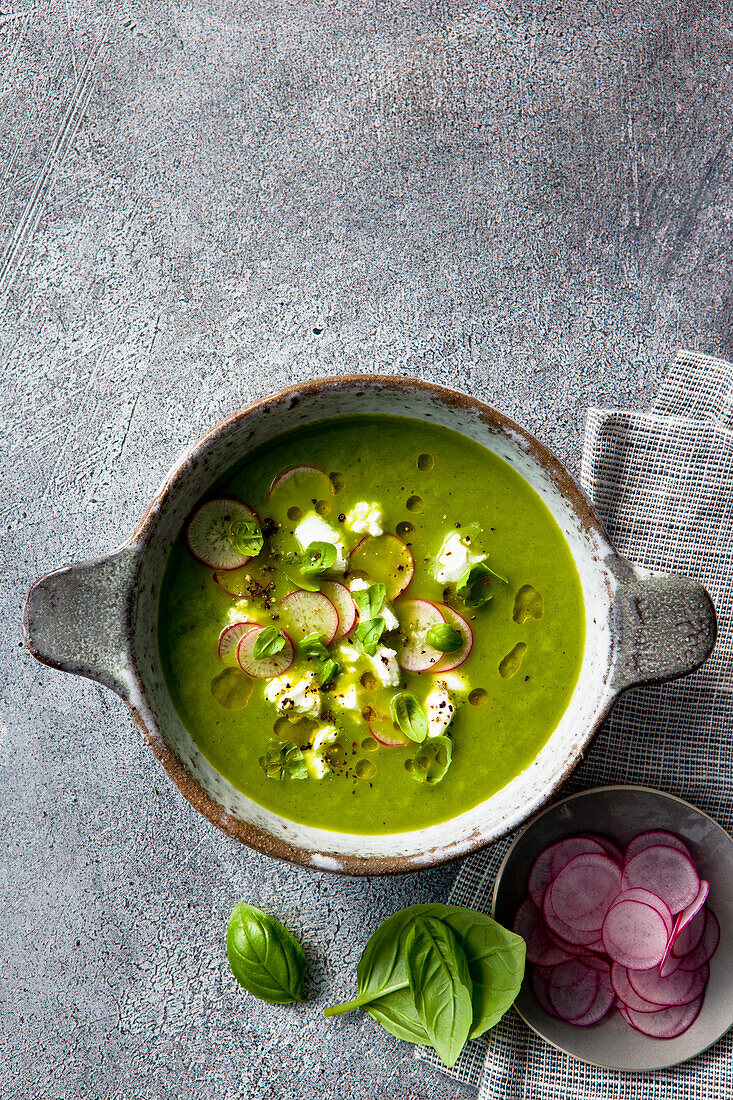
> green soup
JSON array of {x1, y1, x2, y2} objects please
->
[{"x1": 158, "y1": 415, "x2": 584, "y2": 834}]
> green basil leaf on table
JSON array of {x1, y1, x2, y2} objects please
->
[
  {"x1": 390, "y1": 692, "x2": 428, "y2": 743},
  {"x1": 301, "y1": 541, "x2": 337, "y2": 574},
  {"x1": 354, "y1": 616, "x2": 385, "y2": 656},
  {"x1": 230, "y1": 519, "x2": 264, "y2": 558},
  {"x1": 456, "y1": 561, "x2": 507, "y2": 608},
  {"x1": 425, "y1": 623, "x2": 463, "y2": 653},
  {"x1": 259, "y1": 740, "x2": 308, "y2": 781},
  {"x1": 253, "y1": 626, "x2": 287, "y2": 660},
  {"x1": 405, "y1": 916, "x2": 473, "y2": 1067},
  {"x1": 352, "y1": 582, "x2": 387, "y2": 621},
  {"x1": 226, "y1": 902, "x2": 307, "y2": 1005},
  {"x1": 408, "y1": 735, "x2": 452, "y2": 785}
]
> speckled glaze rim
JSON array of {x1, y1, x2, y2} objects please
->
[
  {"x1": 23, "y1": 375, "x2": 718, "y2": 875},
  {"x1": 490, "y1": 784, "x2": 733, "y2": 1071}
]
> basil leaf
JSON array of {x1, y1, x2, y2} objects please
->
[
  {"x1": 280, "y1": 567, "x2": 321, "y2": 593},
  {"x1": 425, "y1": 623, "x2": 463, "y2": 653},
  {"x1": 226, "y1": 902, "x2": 307, "y2": 1004},
  {"x1": 352, "y1": 582, "x2": 386, "y2": 621},
  {"x1": 299, "y1": 633, "x2": 330, "y2": 662},
  {"x1": 390, "y1": 693, "x2": 428, "y2": 743},
  {"x1": 405, "y1": 916, "x2": 473, "y2": 1067},
  {"x1": 301, "y1": 541, "x2": 337, "y2": 574},
  {"x1": 355, "y1": 616, "x2": 385, "y2": 656},
  {"x1": 317, "y1": 658, "x2": 339, "y2": 687},
  {"x1": 259, "y1": 740, "x2": 308, "y2": 780},
  {"x1": 409, "y1": 735, "x2": 452, "y2": 785},
  {"x1": 456, "y1": 561, "x2": 507, "y2": 608},
  {"x1": 230, "y1": 519, "x2": 264, "y2": 558},
  {"x1": 253, "y1": 626, "x2": 287, "y2": 660}
]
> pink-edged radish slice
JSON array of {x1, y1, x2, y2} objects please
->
[
  {"x1": 678, "y1": 909, "x2": 720, "y2": 970},
  {"x1": 186, "y1": 498, "x2": 260, "y2": 569},
  {"x1": 628, "y1": 961, "x2": 709, "y2": 1008},
  {"x1": 512, "y1": 898, "x2": 578, "y2": 966},
  {"x1": 279, "y1": 590, "x2": 339, "y2": 644},
  {"x1": 549, "y1": 852, "x2": 623, "y2": 931},
  {"x1": 610, "y1": 964, "x2": 666, "y2": 1013},
  {"x1": 608, "y1": 888, "x2": 674, "y2": 937},
  {"x1": 368, "y1": 710, "x2": 409, "y2": 747},
  {"x1": 625, "y1": 995, "x2": 703, "y2": 1039},
  {"x1": 661, "y1": 884, "x2": 708, "y2": 975},
  {"x1": 531, "y1": 966, "x2": 558, "y2": 1017},
  {"x1": 659, "y1": 950, "x2": 682, "y2": 978},
  {"x1": 394, "y1": 598, "x2": 446, "y2": 672},
  {"x1": 618, "y1": 1003, "x2": 636, "y2": 1028},
  {"x1": 547, "y1": 959, "x2": 600, "y2": 1022},
  {"x1": 570, "y1": 970, "x2": 615, "y2": 1027},
  {"x1": 601, "y1": 899, "x2": 670, "y2": 970},
  {"x1": 672, "y1": 904, "x2": 708, "y2": 959},
  {"x1": 624, "y1": 829, "x2": 692, "y2": 864},
  {"x1": 622, "y1": 844, "x2": 700, "y2": 913},
  {"x1": 577, "y1": 833, "x2": 624, "y2": 864},
  {"x1": 528, "y1": 836, "x2": 606, "y2": 908},
  {"x1": 349, "y1": 534, "x2": 414, "y2": 600},
  {"x1": 268, "y1": 465, "x2": 334, "y2": 498},
  {"x1": 218, "y1": 621, "x2": 258, "y2": 661},
  {"x1": 545, "y1": 926, "x2": 590, "y2": 956},
  {"x1": 236, "y1": 627, "x2": 294, "y2": 679},
  {"x1": 542, "y1": 889, "x2": 603, "y2": 947},
  {"x1": 431, "y1": 604, "x2": 473, "y2": 673},
  {"x1": 320, "y1": 581, "x2": 356, "y2": 638}
]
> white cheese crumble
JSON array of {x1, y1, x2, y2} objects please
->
[
  {"x1": 381, "y1": 603, "x2": 399, "y2": 631},
  {"x1": 348, "y1": 577, "x2": 369, "y2": 592},
  {"x1": 369, "y1": 645, "x2": 400, "y2": 687},
  {"x1": 304, "y1": 724, "x2": 339, "y2": 779},
  {"x1": 294, "y1": 512, "x2": 347, "y2": 572},
  {"x1": 435, "y1": 530, "x2": 486, "y2": 585},
  {"x1": 337, "y1": 643, "x2": 361, "y2": 666},
  {"x1": 333, "y1": 683, "x2": 360, "y2": 711},
  {"x1": 264, "y1": 672, "x2": 321, "y2": 718},
  {"x1": 440, "y1": 670, "x2": 468, "y2": 694},
  {"x1": 345, "y1": 501, "x2": 383, "y2": 537},
  {"x1": 425, "y1": 682, "x2": 456, "y2": 738}
]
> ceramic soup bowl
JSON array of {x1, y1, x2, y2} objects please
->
[{"x1": 23, "y1": 377, "x2": 717, "y2": 874}]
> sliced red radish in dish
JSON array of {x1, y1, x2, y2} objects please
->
[
  {"x1": 349, "y1": 534, "x2": 414, "y2": 600},
  {"x1": 218, "y1": 621, "x2": 258, "y2": 661},
  {"x1": 186, "y1": 498, "x2": 260, "y2": 569},
  {"x1": 625, "y1": 996, "x2": 704, "y2": 1039},
  {"x1": 678, "y1": 909, "x2": 719, "y2": 971},
  {"x1": 659, "y1": 950, "x2": 682, "y2": 979},
  {"x1": 668, "y1": 880, "x2": 709, "y2": 951},
  {"x1": 601, "y1": 899, "x2": 670, "y2": 970},
  {"x1": 368, "y1": 710, "x2": 409, "y2": 747},
  {"x1": 236, "y1": 627, "x2": 294, "y2": 678},
  {"x1": 570, "y1": 970, "x2": 615, "y2": 1027},
  {"x1": 528, "y1": 836, "x2": 606, "y2": 908},
  {"x1": 542, "y1": 890, "x2": 604, "y2": 947},
  {"x1": 545, "y1": 927, "x2": 589, "y2": 956},
  {"x1": 531, "y1": 966, "x2": 558, "y2": 1017},
  {"x1": 621, "y1": 844, "x2": 700, "y2": 913},
  {"x1": 512, "y1": 898, "x2": 577, "y2": 966},
  {"x1": 394, "y1": 598, "x2": 446, "y2": 672},
  {"x1": 279, "y1": 590, "x2": 339, "y2": 644},
  {"x1": 431, "y1": 605, "x2": 473, "y2": 673},
  {"x1": 672, "y1": 905, "x2": 708, "y2": 959},
  {"x1": 624, "y1": 830, "x2": 693, "y2": 864},
  {"x1": 628, "y1": 962, "x2": 709, "y2": 1008},
  {"x1": 549, "y1": 853, "x2": 623, "y2": 931},
  {"x1": 320, "y1": 581, "x2": 356, "y2": 638},
  {"x1": 610, "y1": 964, "x2": 665, "y2": 1013},
  {"x1": 608, "y1": 888, "x2": 673, "y2": 936},
  {"x1": 578, "y1": 833, "x2": 624, "y2": 864},
  {"x1": 268, "y1": 465, "x2": 334, "y2": 498},
  {"x1": 547, "y1": 959, "x2": 600, "y2": 1022}
]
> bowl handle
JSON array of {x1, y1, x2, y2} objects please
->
[
  {"x1": 23, "y1": 543, "x2": 143, "y2": 701},
  {"x1": 611, "y1": 561, "x2": 717, "y2": 693}
]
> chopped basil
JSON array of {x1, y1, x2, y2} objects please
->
[
  {"x1": 301, "y1": 541, "x2": 337, "y2": 574},
  {"x1": 409, "y1": 735, "x2": 452, "y2": 785},
  {"x1": 352, "y1": 582, "x2": 386, "y2": 622},
  {"x1": 456, "y1": 562, "x2": 507, "y2": 608},
  {"x1": 259, "y1": 740, "x2": 308, "y2": 780},
  {"x1": 355, "y1": 616, "x2": 385, "y2": 656},
  {"x1": 253, "y1": 626, "x2": 287, "y2": 660},
  {"x1": 230, "y1": 519, "x2": 264, "y2": 558},
  {"x1": 426, "y1": 623, "x2": 463, "y2": 653},
  {"x1": 390, "y1": 692, "x2": 428, "y2": 743}
]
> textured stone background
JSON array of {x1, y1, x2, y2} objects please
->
[{"x1": 2, "y1": 0, "x2": 732, "y2": 1096}]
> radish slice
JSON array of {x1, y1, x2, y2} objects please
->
[
  {"x1": 659, "y1": 950, "x2": 682, "y2": 978},
  {"x1": 394, "y1": 598, "x2": 446, "y2": 673},
  {"x1": 186, "y1": 498, "x2": 260, "y2": 569},
  {"x1": 610, "y1": 964, "x2": 665, "y2": 1013},
  {"x1": 542, "y1": 890, "x2": 604, "y2": 946},
  {"x1": 668, "y1": 880, "x2": 709, "y2": 955},
  {"x1": 268, "y1": 465, "x2": 334, "y2": 498},
  {"x1": 218, "y1": 621, "x2": 257, "y2": 661},
  {"x1": 349, "y1": 534, "x2": 414, "y2": 600},
  {"x1": 570, "y1": 970, "x2": 615, "y2": 1027},
  {"x1": 607, "y1": 888, "x2": 673, "y2": 937},
  {"x1": 624, "y1": 830, "x2": 692, "y2": 864},
  {"x1": 531, "y1": 966, "x2": 558, "y2": 1017},
  {"x1": 236, "y1": 627, "x2": 295, "y2": 678},
  {"x1": 601, "y1": 899, "x2": 670, "y2": 970},
  {"x1": 279, "y1": 590, "x2": 339, "y2": 644},
  {"x1": 678, "y1": 909, "x2": 719, "y2": 971},
  {"x1": 547, "y1": 960, "x2": 600, "y2": 1021},
  {"x1": 622, "y1": 845, "x2": 700, "y2": 914},
  {"x1": 431, "y1": 605, "x2": 473, "y2": 673},
  {"x1": 549, "y1": 853, "x2": 623, "y2": 931},
  {"x1": 628, "y1": 961, "x2": 709, "y2": 1007},
  {"x1": 512, "y1": 898, "x2": 577, "y2": 966},
  {"x1": 545, "y1": 927, "x2": 590, "y2": 956},
  {"x1": 672, "y1": 905, "x2": 707, "y2": 959},
  {"x1": 320, "y1": 581, "x2": 356, "y2": 638},
  {"x1": 368, "y1": 710, "x2": 409, "y2": 747},
  {"x1": 578, "y1": 833, "x2": 624, "y2": 864},
  {"x1": 528, "y1": 836, "x2": 606, "y2": 908},
  {"x1": 625, "y1": 995, "x2": 703, "y2": 1039}
]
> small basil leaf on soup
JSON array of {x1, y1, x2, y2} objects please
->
[
  {"x1": 405, "y1": 915, "x2": 473, "y2": 1068},
  {"x1": 259, "y1": 740, "x2": 308, "y2": 780},
  {"x1": 409, "y1": 735, "x2": 452, "y2": 785},
  {"x1": 253, "y1": 626, "x2": 287, "y2": 660},
  {"x1": 280, "y1": 567, "x2": 321, "y2": 593},
  {"x1": 299, "y1": 633, "x2": 330, "y2": 662},
  {"x1": 317, "y1": 658, "x2": 339, "y2": 687},
  {"x1": 226, "y1": 902, "x2": 307, "y2": 1005},
  {"x1": 230, "y1": 519, "x2": 264, "y2": 558},
  {"x1": 301, "y1": 541, "x2": 337, "y2": 574},
  {"x1": 355, "y1": 616, "x2": 385, "y2": 656},
  {"x1": 426, "y1": 623, "x2": 463, "y2": 653},
  {"x1": 390, "y1": 692, "x2": 428, "y2": 743},
  {"x1": 456, "y1": 562, "x2": 506, "y2": 608},
  {"x1": 352, "y1": 582, "x2": 387, "y2": 621}
]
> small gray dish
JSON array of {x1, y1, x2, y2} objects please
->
[{"x1": 492, "y1": 785, "x2": 733, "y2": 1072}]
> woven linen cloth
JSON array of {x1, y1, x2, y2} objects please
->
[{"x1": 420, "y1": 349, "x2": 733, "y2": 1097}]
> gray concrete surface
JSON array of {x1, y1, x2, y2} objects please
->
[{"x1": 2, "y1": 0, "x2": 732, "y2": 1096}]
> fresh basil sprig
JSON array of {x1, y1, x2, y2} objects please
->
[
  {"x1": 409, "y1": 735, "x2": 452, "y2": 785},
  {"x1": 301, "y1": 541, "x2": 337, "y2": 574},
  {"x1": 253, "y1": 626, "x2": 287, "y2": 660},
  {"x1": 352, "y1": 582, "x2": 386, "y2": 621},
  {"x1": 390, "y1": 692, "x2": 428, "y2": 743},
  {"x1": 456, "y1": 561, "x2": 507, "y2": 608},
  {"x1": 230, "y1": 519, "x2": 264, "y2": 558},
  {"x1": 405, "y1": 916, "x2": 473, "y2": 1067},
  {"x1": 226, "y1": 902, "x2": 307, "y2": 1004},
  {"x1": 426, "y1": 623, "x2": 463, "y2": 653},
  {"x1": 259, "y1": 740, "x2": 308, "y2": 780},
  {"x1": 355, "y1": 616, "x2": 385, "y2": 656},
  {"x1": 299, "y1": 633, "x2": 340, "y2": 687}
]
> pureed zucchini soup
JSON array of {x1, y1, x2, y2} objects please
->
[{"x1": 158, "y1": 415, "x2": 585, "y2": 834}]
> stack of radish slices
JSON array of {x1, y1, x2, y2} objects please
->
[{"x1": 513, "y1": 830, "x2": 719, "y2": 1039}]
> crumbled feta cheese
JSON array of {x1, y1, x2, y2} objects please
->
[
  {"x1": 226, "y1": 601, "x2": 254, "y2": 625},
  {"x1": 304, "y1": 724, "x2": 338, "y2": 779},
  {"x1": 441, "y1": 670, "x2": 468, "y2": 694},
  {"x1": 312, "y1": 724, "x2": 338, "y2": 752},
  {"x1": 333, "y1": 683, "x2": 360, "y2": 711},
  {"x1": 264, "y1": 672, "x2": 321, "y2": 718},
  {"x1": 345, "y1": 501, "x2": 383, "y2": 537},
  {"x1": 348, "y1": 577, "x2": 370, "y2": 592},
  {"x1": 294, "y1": 513, "x2": 347, "y2": 572},
  {"x1": 369, "y1": 645, "x2": 400, "y2": 687},
  {"x1": 425, "y1": 682, "x2": 456, "y2": 737},
  {"x1": 435, "y1": 531, "x2": 486, "y2": 585},
  {"x1": 337, "y1": 643, "x2": 361, "y2": 665},
  {"x1": 381, "y1": 603, "x2": 399, "y2": 631}
]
